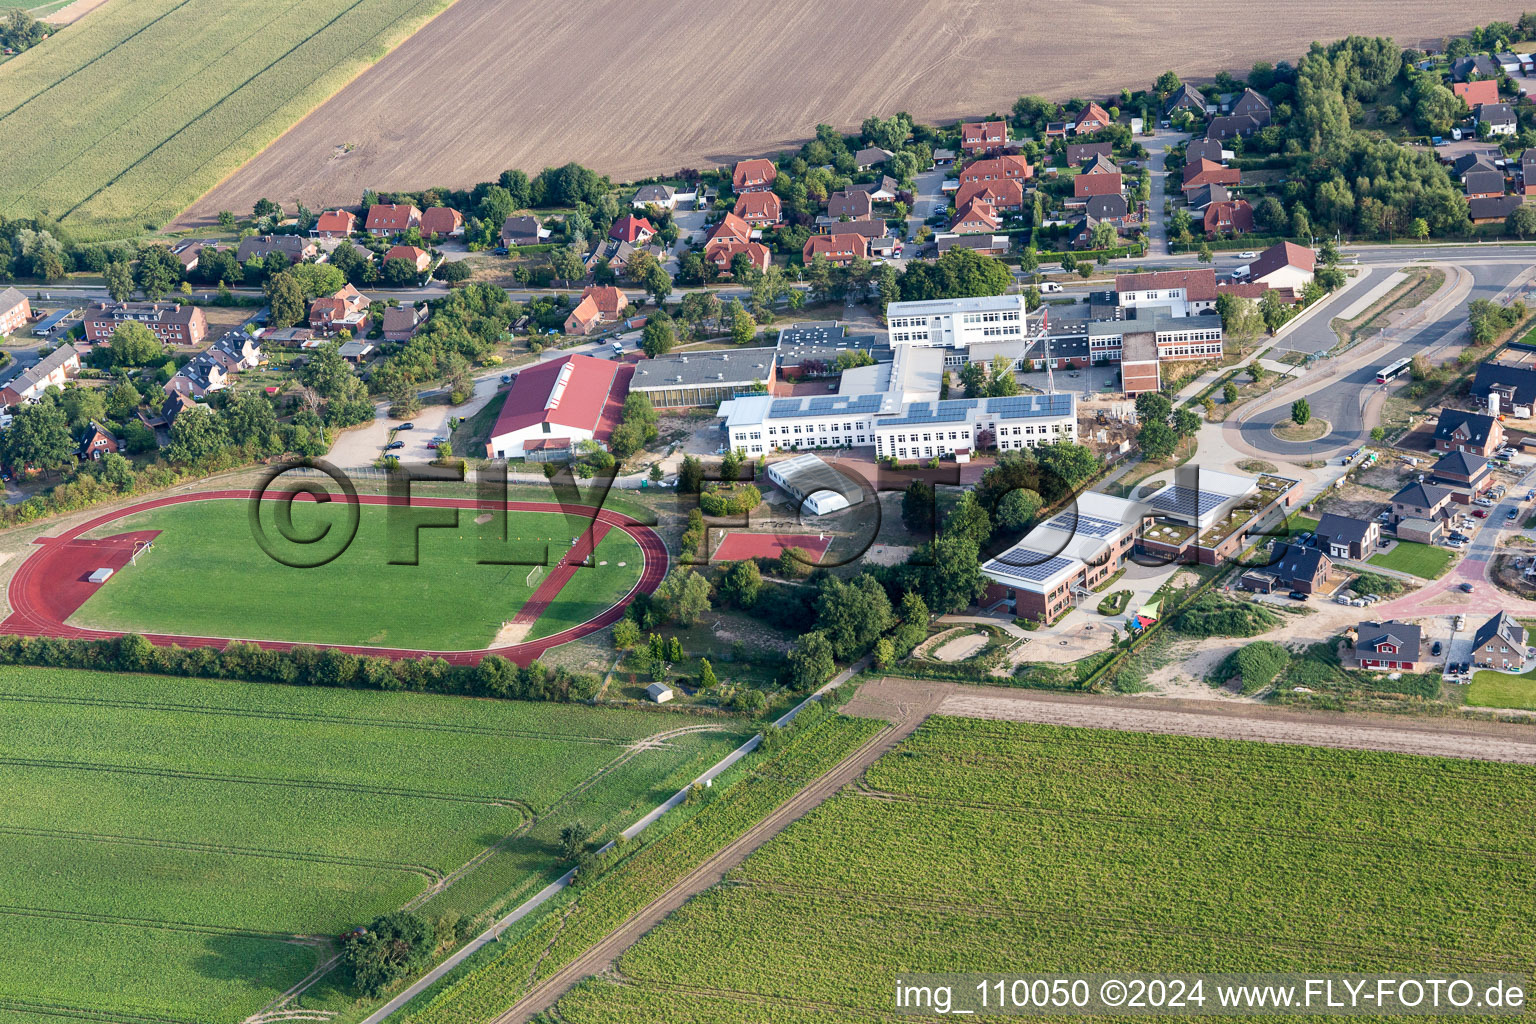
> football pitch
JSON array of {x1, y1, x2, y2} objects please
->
[
  {"x1": 68, "y1": 498, "x2": 643, "y2": 650},
  {"x1": 0, "y1": 666, "x2": 748, "y2": 1023}
]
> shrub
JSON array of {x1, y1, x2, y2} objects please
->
[
  {"x1": 1211, "y1": 641, "x2": 1290, "y2": 693},
  {"x1": 1172, "y1": 593, "x2": 1279, "y2": 637}
]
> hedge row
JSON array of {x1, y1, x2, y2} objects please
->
[{"x1": 0, "y1": 633, "x2": 602, "y2": 702}]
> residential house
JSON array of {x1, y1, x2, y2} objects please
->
[
  {"x1": 826, "y1": 189, "x2": 874, "y2": 220},
  {"x1": 705, "y1": 239, "x2": 771, "y2": 275},
  {"x1": 850, "y1": 175, "x2": 901, "y2": 203},
  {"x1": 146, "y1": 391, "x2": 197, "y2": 430},
  {"x1": 419, "y1": 207, "x2": 464, "y2": 239},
  {"x1": 631, "y1": 184, "x2": 678, "y2": 210},
  {"x1": 1065, "y1": 141, "x2": 1114, "y2": 165},
  {"x1": 1085, "y1": 193, "x2": 1131, "y2": 223},
  {"x1": 1454, "y1": 79, "x2": 1500, "y2": 107},
  {"x1": 1071, "y1": 102, "x2": 1112, "y2": 135},
  {"x1": 82, "y1": 302, "x2": 207, "y2": 346},
  {"x1": 609, "y1": 214, "x2": 657, "y2": 244},
  {"x1": 164, "y1": 353, "x2": 227, "y2": 399},
  {"x1": 1469, "y1": 195, "x2": 1524, "y2": 224},
  {"x1": 1206, "y1": 114, "x2": 1259, "y2": 141},
  {"x1": 1471, "y1": 611, "x2": 1529, "y2": 671},
  {"x1": 1434, "y1": 409, "x2": 1503, "y2": 456},
  {"x1": 950, "y1": 199, "x2": 1001, "y2": 234},
  {"x1": 803, "y1": 233, "x2": 869, "y2": 264},
  {"x1": 703, "y1": 211, "x2": 754, "y2": 269},
  {"x1": 960, "y1": 154, "x2": 1032, "y2": 188},
  {"x1": 1181, "y1": 158, "x2": 1241, "y2": 194},
  {"x1": 564, "y1": 285, "x2": 627, "y2": 335},
  {"x1": 76, "y1": 421, "x2": 119, "y2": 462},
  {"x1": 1204, "y1": 199, "x2": 1254, "y2": 237},
  {"x1": 1246, "y1": 241, "x2": 1315, "y2": 291},
  {"x1": 1462, "y1": 165, "x2": 1505, "y2": 199},
  {"x1": 1231, "y1": 88, "x2": 1274, "y2": 126},
  {"x1": 1390, "y1": 480, "x2": 1454, "y2": 524},
  {"x1": 733, "y1": 158, "x2": 777, "y2": 192},
  {"x1": 1477, "y1": 102, "x2": 1518, "y2": 137},
  {"x1": 1351, "y1": 620, "x2": 1423, "y2": 671},
  {"x1": 308, "y1": 284, "x2": 371, "y2": 334},
  {"x1": 1072, "y1": 172, "x2": 1122, "y2": 199},
  {"x1": 1472, "y1": 360, "x2": 1536, "y2": 415},
  {"x1": 1523, "y1": 149, "x2": 1536, "y2": 195},
  {"x1": 1314, "y1": 513, "x2": 1380, "y2": 560},
  {"x1": 564, "y1": 294, "x2": 605, "y2": 336},
  {"x1": 1066, "y1": 214, "x2": 1115, "y2": 250},
  {"x1": 0, "y1": 345, "x2": 79, "y2": 406},
  {"x1": 855, "y1": 146, "x2": 893, "y2": 169},
  {"x1": 732, "y1": 190, "x2": 782, "y2": 226},
  {"x1": 960, "y1": 119, "x2": 1008, "y2": 155},
  {"x1": 365, "y1": 203, "x2": 420, "y2": 235},
  {"x1": 1185, "y1": 138, "x2": 1226, "y2": 164},
  {"x1": 1451, "y1": 54, "x2": 1499, "y2": 81},
  {"x1": 384, "y1": 244, "x2": 431, "y2": 273},
  {"x1": 206, "y1": 331, "x2": 261, "y2": 372},
  {"x1": 169, "y1": 239, "x2": 213, "y2": 274},
  {"x1": 1163, "y1": 83, "x2": 1207, "y2": 117},
  {"x1": 381, "y1": 304, "x2": 428, "y2": 342},
  {"x1": 954, "y1": 177, "x2": 1024, "y2": 210},
  {"x1": 1429, "y1": 449, "x2": 1493, "y2": 499},
  {"x1": 0, "y1": 287, "x2": 30, "y2": 336},
  {"x1": 500, "y1": 215, "x2": 545, "y2": 247},
  {"x1": 1270, "y1": 542, "x2": 1332, "y2": 594},
  {"x1": 313, "y1": 210, "x2": 356, "y2": 237},
  {"x1": 235, "y1": 235, "x2": 316, "y2": 264},
  {"x1": 1186, "y1": 183, "x2": 1232, "y2": 211}
]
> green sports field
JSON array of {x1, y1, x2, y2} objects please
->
[
  {"x1": 0, "y1": 0, "x2": 456, "y2": 238},
  {"x1": 0, "y1": 666, "x2": 747, "y2": 1023},
  {"x1": 557, "y1": 716, "x2": 1536, "y2": 1023},
  {"x1": 70, "y1": 499, "x2": 643, "y2": 649}
]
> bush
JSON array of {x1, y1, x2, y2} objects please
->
[
  {"x1": 1172, "y1": 593, "x2": 1279, "y2": 637},
  {"x1": 1211, "y1": 641, "x2": 1290, "y2": 694},
  {"x1": 697, "y1": 484, "x2": 762, "y2": 516},
  {"x1": 1348, "y1": 570, "x2": 1404, "y2": 597}
]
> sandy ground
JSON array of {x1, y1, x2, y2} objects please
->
[
  {"x1": 40, "y1": 0, "x2": 112, "y2": 25},
  {"x1": 176, "y1": 0, "x2": 1512, "y2": 225},
  {"x1": 846, "y1": 677, "x2": 1536, "y2": 764},
  {"x1": 933, "y1": 632, "x2": 987, "y2": 662}
]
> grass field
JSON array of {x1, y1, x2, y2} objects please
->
[
  {"x1": 1368, "y1": 539, "x2": 1454, "y2": 579},
  {"x1": 0, "y1": 666, "x2": 747, "y2": 1023},
  {"x1": 1467, "y1": 666, "x2": 1536, "y2": 710},
  {"x1": 70, "y1": 498, "x2": 642, "y2": 649},
  {"x1": 0, "y1": 0, "x2": 460, "y2": 238},
  {"x1": 555, "y1": 715, "x2": 1536, "y2": 1022}
]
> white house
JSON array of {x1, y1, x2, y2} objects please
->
[{"x1": 1246, "y1": 241, "x2": 1316, "y2": 292}]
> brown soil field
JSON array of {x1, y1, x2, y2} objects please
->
[{"x1": 178, "y1": 0, "x2": 1514, "y2": 228}]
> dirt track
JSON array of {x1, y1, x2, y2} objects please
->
[{"x1": 177, "y1": 0, "x2": 1512, "y2": 225}]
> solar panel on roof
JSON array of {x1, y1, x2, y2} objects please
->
[
  {"x1": 1148, "y1": 486, "x2": 1225, "y2": 517},
  {"x1": 1048, "y1": 513, "x2": 1121, "y2": 538},
  {"x1": 985, "y1": 552, "x2": 1077, "y2": 583}
]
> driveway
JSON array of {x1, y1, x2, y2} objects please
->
[
  {"x1": 906, "y1": 166, "x2": 947, "y2": 242},
  {"x1": 1143, "y1": 128, "x2": 1187, "y2": 256}
]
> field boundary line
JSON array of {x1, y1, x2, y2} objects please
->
[
  {"x1": 0, "y1": 903, "x2": 323, "y2": 941},
  {"x1": 0, "y1": 995, "x2": 198, "y2": 1024}
]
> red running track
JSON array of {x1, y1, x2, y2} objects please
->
[{"x1": 4, "y1": 490, "x2": 668, "y2": 667}]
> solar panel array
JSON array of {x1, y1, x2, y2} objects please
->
[
  {"x1": 767, "y1": 393, "x2": 884, "y2": 418},
  {"x1": 879, "y1": 399, "x2": 978, "y2": 426},
  {"x1": 986, "y1": 394, "x2": 1073, "y2": 420},
  {"x1": 984, "y1": 551, "x2": 1077, "y2": 583},
  {"x1": 1147, "y1": 486, "x2": 1226, "y2": 518},
  {"x1": 1048, "y1": 512, "x2": 1122, "y2": 538}
]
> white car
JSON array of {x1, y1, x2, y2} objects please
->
[
  {"x1": 1040, "y1": 282, "x2": 1064, "y2": 293},
  {"x1": 1474, "y1": 497, "x2": 1495, "y2": 507},
  {"x1": 1235, "y1": 251, "x2": 1259, "y2": 259}
]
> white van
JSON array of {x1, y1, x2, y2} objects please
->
[{"x1": 1039, "y1": 282, "x2": 1064, "y2": 293}]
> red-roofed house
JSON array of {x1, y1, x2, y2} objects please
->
[
  {"x1": 365, "y1": 204, "x2": 420, "y2": 235},
  {"x1": 706, "y1": 240, "x2": 771, "y2": 275},
  {"x1": 705, "y1": 212, "x2": 755, "y2": 268},
  {"x1": 385, "y1": 245, "x2": 432, "y2": 272},
  {"x1": 1073, "y1": 172, "x2": 1122, "y2": 198},
  {"x1": 950, "y1": 199, "x2": 1000, "y2": 234},
  {"x1": 1454, "y1": 79, "x2": 1500, "y2": 107},
  {"x1": 733, "y1": 158, "x2": 777, "y2": 192},
  {"x1": 564, "y1": 285, "x2": 628, "y2": 335},
  {"x1": 954, "y1": 177, "x2": 1024, "y2": 210},
  {"x1": 732, "y1": 191, "x2": 782, "y2": 226},
  {"x1": 313, "y1": 210, "x2": 356, "y2": 238},
  {"x1": 1181, "y1": 158, "x2": 1241, "y2": 194},
  {"x1": 960, "y1": 120, "x2": 1008, "y2": 156},
  {"x1": 959, "y1": 154, "x2": 1032, "y2": 188},
  {"x1": 308, "y1": 284, "x2": 371, "y2": 334},
  {"x1": 1204, "y1": 199, "x2": 1255, "y2": 237},
  {"x1": 609, "y1": 214, "x2": 657, "y2": 244},
  {"x1": 419, "y1": 207, "x2": 464, "y2": 238},
  {"x1": 1073, "y1": 102, "x2": 1112, "y2": 135},
  {"x1": 803, "y1": 233, "x2": 869, "y2": 264},
  {"x1": 485, "y1": 354, "x2": 626, "y2": 459}
]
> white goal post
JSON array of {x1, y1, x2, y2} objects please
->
[{"x1": 526, "y1": 564, "x2": 545, "y2": 588}]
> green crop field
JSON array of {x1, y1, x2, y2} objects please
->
[
  {"x1": 70, "y1": 498, "x2": 644, "y2": 649},
  {"x1": 556, "y1": 716, "x2": 1536, "y2": 1023},
  {"x1": 0, "y1": 0, "x2": 458, "y2": 239},
  {"x1": 1367, "y1": 540, "x2": 1454, "y2": 579},
  {"x1": 0, "y1": 666, "x2": 747, "y2": 1023}
]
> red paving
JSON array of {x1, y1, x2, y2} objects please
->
[
  {"x1": 4, "y1": 492, "x2": 667, "y2": 667},
  {"x1": 712, "y1": 531, "x2": 832, "y2": 563}
]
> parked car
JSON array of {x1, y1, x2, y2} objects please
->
[
  {"x1": 1287, "y1": 591, "x2": 1308, "y2": 601},
  {"x1": 1473, "y1": 509, "x2": 1489, "y2": 518},
  {"x1": 1475, "y1": 497, "x2": 1494, "y2": 507},
  {"x1": 1461, "y1": 582, "x2": 1476, "y2": 593},
  {"x1": 1455, "y1": 615, "x2": 1467, "y2": 630},
  {"x1": 1040, "y1": 282, "x2": 1064, "y2": 293},
  {"x1": 1236, "y1": 251, "x2": 1259, "y2": 259},
  {"x1": 385, "y1": 440, "x2": 404, "y2": 450},
  {"x1": 1509, "y1": 508, "x2": 1521, "y2": 520},
  {"x1": 500, "y1": 374, "x2": 512, "y2": 384},
  {"x1": 397, "y1": 423, "x2": 413, "y2": 430},
  {"x1": 1432, "y1": 641, "x2": 1443, "y2": 657},
  {"x1": 492, "y1": 246, "x2": 510, "y2": 255}
]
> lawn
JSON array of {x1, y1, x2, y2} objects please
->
[
  {"x1": 1468, "y1": 666, "x2": 1536, "y2": 710},
  {"x1": 0, "y1": 0, "x2": 457, "y2": 238},
  {"x1": 1368, "y1": 539, "x2": 1454, "y2": 579},
  {"x1": 71, "y1": 498, "x2": 642, "y2": 649},
  {"x1": 0, "y1": 667, "x2": 748, "y2": 1023},
  {"x1": 555, "y1": 716, "x2": 1536, "y2": 1022}
]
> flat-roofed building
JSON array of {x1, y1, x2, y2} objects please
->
[{"x1": 629, "y1": 347, "x2": 776, "y2": 408}]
